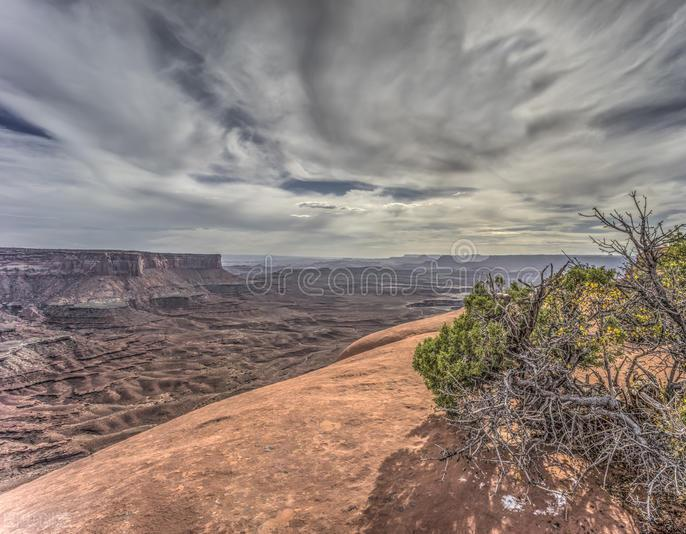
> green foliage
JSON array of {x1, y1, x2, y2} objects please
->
[
  {"x1": 413, "y1": 197, "x2": 686, "y2": 523},
  {"x1": 660, "y1": 233, "x2": 686, "y2": 288},
  {"x1": 413, "y1": 293, "x2": 507, "y2": 407},
  {"x1": 413, "y1": 249, "x2": 686, "y2": 411},
  {"x1": 626, "y1": 235, "x2": 686, "y2": 345},
  {"x1": 534, "y1": 265, "x2": 625, "y2": 368},
  {"x1": 413, "y1": 265, "x2": 625, "y2": 405},
  {"x1": 413, "y1": 277, "x2": 540, "y2": 407}
]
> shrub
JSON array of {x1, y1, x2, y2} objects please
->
[
  {"x1": 415, "y1": 265, "x2": 625, "y2": 406},
  {"x1": 413, "y1": 311, "x2": 506, "y2": 407},
  {"x1": 413, "y1": 193, "x2": 686, "y2": 528}
]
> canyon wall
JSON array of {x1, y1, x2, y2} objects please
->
[
  {"x1": 0, "y1": 248, "x2": 229, "y2": 306},
  {"x1": 0, "y1": 248, "x2": 221, "y2": 276}
]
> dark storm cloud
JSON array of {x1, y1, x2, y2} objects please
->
[
  {"x1": 221, "y1": 107, "x2": 257, "y2": 130},
  {"x1": 280, "y1": 178, "x2": 376, "y2": 196},
  {"x1": 591, "y1": 98, "x2": 686, "y2": 134},
  {"x1": 0, "y1": 105, "x2": 54, "y2": 140},
  {"x1": 3, "y1": 0, "x2": 686, "y2": 255},
  {"x1": 428, "y1": 158, "x2": 475, "y2": 173},
  {"x1": 189, "y1": 173, "x2": 244, "y2": 185},
  {"x1": 525, "y1": 112, "x2": 579, "y2": 139},
  {"x1": 143, "y1": 7, "x2": 212, "y2": 104}
]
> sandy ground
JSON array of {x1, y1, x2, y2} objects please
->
[
  {"x1": 0, "y1": 289, "x2": 430, "y2": 491},
  {"x1": 0, "y1": 311, "x2": 638, "y2": 533}
]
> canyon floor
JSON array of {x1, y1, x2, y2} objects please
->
[
  {"x1": 0, "y1": 286, "x2": 436, "y2": 492},
  {"x1": 0, "y1": 311, "x2": 638, "y2": 533},
  {"x1": 1, "y1": 249, "x2": 450, "y2": 492}
]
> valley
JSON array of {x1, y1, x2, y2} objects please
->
[{"x1": 0, "y1": 248, "x2": 441, "y2": 491}]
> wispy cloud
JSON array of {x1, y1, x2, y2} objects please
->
[{"x1": 1, "y1": 0, "x2": 686, "y2": 255}]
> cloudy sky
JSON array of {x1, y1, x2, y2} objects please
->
[{"x1": 1, "y1": 0, "x2": 686, "y2": 257}]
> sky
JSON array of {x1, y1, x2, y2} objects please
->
[{"x1": 1, "y1": 0, "x2": 686, "y2": 257}]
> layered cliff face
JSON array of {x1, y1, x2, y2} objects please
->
[
  {"x1": 0, "y1": 248, "x2": 221, "y2": 277},
  {"x1": 0, "y1": 248, "x2": 229, "y2": 307}
]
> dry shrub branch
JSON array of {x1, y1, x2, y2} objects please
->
[{"x1": 414, "y1": 193, "x2": 686, "y2": 529}]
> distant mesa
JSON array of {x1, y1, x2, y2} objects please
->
[
  {"x1": 0, "y1": 247, "x2": 240, "y2": 314},
  {"x1": 434, "y1": 253, "x2": 623, "y2": 270},
  {"x1": 0, "y1": 248, "x2": 222, "y2": 276}
]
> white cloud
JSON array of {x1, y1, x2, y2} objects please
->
[{"x1": 1, "y1": 0, "x2": 686, "y2": 255}]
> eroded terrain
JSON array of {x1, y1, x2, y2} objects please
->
[
  {"x1": 0, "y1": 249, "x2": 440, "y2": 491},
  {"x1": 0, "y1": 311, "x2": 637, "y2": 534},
  {"x1": 0, "y1": 248, "x2": 619, "y2": 492}
]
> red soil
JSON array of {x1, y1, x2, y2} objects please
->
[{"x1": 0, "y1": 311, "x2": 638, "y2": 533}]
